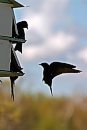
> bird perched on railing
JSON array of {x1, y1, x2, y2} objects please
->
[
  {"x1": 39, "y1": 62, "x2": 82, "y2": 96},
  {"x1": 10, "y1": 49, "x2": 23, "y2": 101},
  {"x1": 14, "y1": 21, "x2": 28, "y2": 53}
]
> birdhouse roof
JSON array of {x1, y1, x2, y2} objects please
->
[{"x1": 0, "y1": 0, "x2": 24, "y2": 8}]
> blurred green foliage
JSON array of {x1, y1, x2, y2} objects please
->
[{"x1": 0, "y1": 81, "x2": 87, "y2": 130}]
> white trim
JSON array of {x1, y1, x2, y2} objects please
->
[
  {"x1": 0, "y1": 35, "x2": 26, "y2": 43},
  {"x1": 0, "y1": 70, "x2": 24, "y2": 77}
]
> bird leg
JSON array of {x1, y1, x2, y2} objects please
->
[{"x1": 49, "y1": 86, "x2": 53, "y2": 96}]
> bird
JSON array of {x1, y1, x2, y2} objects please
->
[
  {"x1": 39, "y1": 62, "x2": 82, "y2": 96},
  {"x1": 14, "y1": 21, "x2": 28, "y2": 53},
  {"x1": 10, "y1": 49, "x2": 23, "y2": 101}
]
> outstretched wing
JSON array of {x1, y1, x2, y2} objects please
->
[
  {"x1": 50, "y1": 62, "x2": 76, "y2": 69},
  {"x1": 50, "y1": 62, "x2": 76, "y2": 78}
]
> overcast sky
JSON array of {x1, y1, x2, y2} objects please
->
[{"x1": 13, "y1": 0, "x2": 87, "y2": 96}]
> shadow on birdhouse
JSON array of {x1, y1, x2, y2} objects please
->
[{"x1": 0, "y1": 0, "x2": 27, "y2": 101}]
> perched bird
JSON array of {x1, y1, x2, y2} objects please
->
[
  {"x1": 14, "y1": 21, "x2": 28, "y2": 53},
  {"x1": 10, "y1": 49, "x2": 23, "y2": 101},
  {"x1": 39, "y1": 62, "x2": 82, "y2": 96}
]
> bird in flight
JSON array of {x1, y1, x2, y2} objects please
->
[
  {"x1": 39, "y1": 62, "x2": 82, "y2": 96},
  {"x1": 14, "y1": 21, "x2": 28, "y2": 53}
]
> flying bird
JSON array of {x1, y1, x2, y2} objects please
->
[
  {"x1": 39, "y1": 62, "x2": 82, "y2": 96},
  {"x1": 14, "y1": 21, "x2": 28, "y2": 53}
]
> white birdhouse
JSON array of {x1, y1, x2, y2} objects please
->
[{"x1": 0, "y1": 0, "x2": 26, "y2": 77}]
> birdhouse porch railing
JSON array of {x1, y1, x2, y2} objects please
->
[{"x1": 0, "y1": 35, "x2": 26, "y2": 43}]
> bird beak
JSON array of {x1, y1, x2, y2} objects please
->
[{"x1": 39, "y1": 63, "x2": 41, "y2": 66}]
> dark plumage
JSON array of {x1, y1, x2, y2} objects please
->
[
  {"x1": 10, "y1": 49, "x2": 23, "y2": 101},
  {"x1": 39, "y1": 62, "x2": 82, "y2": 96},
  {"x1": 10, "y1": 49, "x2": 22, "y2": 72},
  {"x1": 10, "y1": 76, "x2": 18, "y2": 101},
  {"x1": 14, "y1": 21, "x2": 28, "y2": 53}
]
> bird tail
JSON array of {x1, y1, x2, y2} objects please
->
[
  {"x1": 14, "y1": 43, "x2": 22, "y2": 53},
  {"x1": 11, "y1": 81, "x2": 14, "y2": 101}
]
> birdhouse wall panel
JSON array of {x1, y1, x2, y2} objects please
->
[
  {"x1": 0, "y1": 3, "x2": 12, "y2": 36},
  {"x1": 11, "y1": 45, "x2": 21, "y2": 68},
  {"x1": 0, "y1": 40, "x2": 11, "y2": 71},
  {"x1": 12, "y1": 9, "x2": 18, "y2": 36}
]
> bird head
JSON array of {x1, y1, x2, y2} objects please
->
[
  {"x1": 21, "y1": 21, "x2": 28, "y2": 29},
  {"x1": 39, "y1": 63, "x2": 49, "y2": 68}
]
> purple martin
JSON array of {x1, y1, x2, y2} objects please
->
[
  {"x1": 14, "y1": 21, "x2": 28, "y2": 53},
  {"x1": 40, "y1": 62, "x2": 82, "y2": 96}
]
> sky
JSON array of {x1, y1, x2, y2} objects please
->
[{"x1": 13, "y1": 0, "x2": 87, "y2": 96}]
